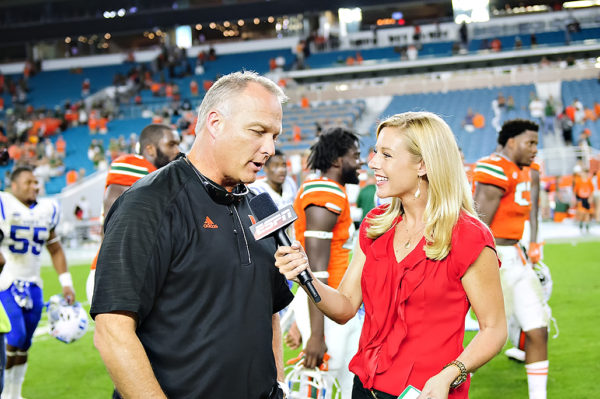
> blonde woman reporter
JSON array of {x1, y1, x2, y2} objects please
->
[{"x1": 275, "y1": 112, "x2": 506, "y2": 399}]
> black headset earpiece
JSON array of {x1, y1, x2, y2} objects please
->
[
  {"x1": 200, "y1": 176, "x2": 248, "y2": 205},
  {"x1": 184, "y1": 156, "x2": 249, "y2": 205}
]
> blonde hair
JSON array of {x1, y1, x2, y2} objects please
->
[
  {"x1": 366, "y1": 111, "x2": 478, "y2": 260},
  {"x1": 195, "y1": 70, "x2": 288, "y2": 133}
]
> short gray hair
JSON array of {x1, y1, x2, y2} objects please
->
[{"x1": 195, "y1": 71, "x2": 287, "y2": 134}]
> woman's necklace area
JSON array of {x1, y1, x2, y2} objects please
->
[{"x1": 401, "y1": 218, "x2": 425, "y2": 249}]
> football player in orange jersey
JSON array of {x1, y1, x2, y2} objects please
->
[
  {"x1": 290, "y1": 127, "x2": 363, "y2": 398},
  {"x1": 85, "y1": 124, "x2": 180, "y2": 302},
  {"x1": 573, "y1": 167, "x2": 594, "y2": 233},
  {"x1": 593, "y1": 171, "x2": 600, "y2": 222},
  {"x1": 473, "y1": 119, "x2": 550, "y2": 399},
  {"x1": 502, "y1": 161, "x2": 544, "y2": 363}
]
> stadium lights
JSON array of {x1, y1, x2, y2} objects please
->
[
  {"x1": 453, "y1": 0, "x2": 489, "y2": 23},
  {"x1": 103, "y1": 9, "x2": 126, "y2": 18},
  {"x1": 563, "y1": 0, "x2": 600, "y2": 8},
  {"x1": 339, "y1": 8, "x2": 362, "y2": 24}
]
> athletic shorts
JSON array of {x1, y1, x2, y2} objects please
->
[
  {"x1": 576, "y1": 196, "x2": 590, "y2": 210},
  {"x1": 496, "y1": 245, "x2": 549, "y2": 333},
  {"x1": 0, "y1": 281, "x2": 44, "y2": 350}
]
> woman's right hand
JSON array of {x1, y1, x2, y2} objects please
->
[{"x1": 274, "y1": 241, "x2": 310, "y2": 283}]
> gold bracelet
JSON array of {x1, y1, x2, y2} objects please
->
[{"x1": 443, "y1": 359, "x2": 467, "y2": 389}]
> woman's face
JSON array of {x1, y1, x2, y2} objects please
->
[{"x1": 368, "y1": 127, "x2": 421, "y2": 199}]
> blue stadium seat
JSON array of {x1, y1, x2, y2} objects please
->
[{"x1": 373, "y1": 84, "x2": 537, "y2": 163}]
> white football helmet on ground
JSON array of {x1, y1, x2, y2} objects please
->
[
  {"x1": 285, "y1": 362, "x2": 341, "y2": 399},
  {"x1": 46, "y1": 294, "x2": 89, "y2": 344}
]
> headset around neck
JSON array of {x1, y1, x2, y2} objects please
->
[{"x1": 184, "y1": 155, "x2": 249, "y2": 205}]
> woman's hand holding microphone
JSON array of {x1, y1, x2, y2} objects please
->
[{"x1": 274, "y1": 241, "x2": 311, "y2": 282}]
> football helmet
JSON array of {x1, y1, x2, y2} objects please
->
[
  {"x1": 533, "y1": 261, "x2": 553, "y2": 302},
  {"x1": 284, "y1": 362, "x2": 341, "y2": 399},
  {"x1": 46, "y1": 294, "x2": 89, "y2": 344}
]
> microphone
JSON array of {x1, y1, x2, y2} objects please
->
[{"x1": 249, "y1": 193, "x2": 321, "y2": 303}]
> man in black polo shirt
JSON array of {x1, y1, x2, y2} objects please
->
[{"x1": 91, "y1": 71, "x2": 293, "y2": 399}]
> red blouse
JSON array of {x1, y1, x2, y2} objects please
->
[{"x1": 349, "y1": 206, "x2": 496, "y2": 397}]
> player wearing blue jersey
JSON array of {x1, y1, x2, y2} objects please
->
[{"x1": 0, "y1": 166, "x2": 75, "y2": 399}]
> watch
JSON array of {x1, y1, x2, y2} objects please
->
[{"x1": 444, "y1": 360, "x2": 467, "y2": 388}]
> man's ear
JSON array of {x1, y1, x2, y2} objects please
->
[
  {"x1": 143, "y1": 144, "x2": 157, "y2": 159},
  {"x1": 331, "y1": 156, "x2": 342, "y2": 168},
  {"x1": 505, "y1": 137, "x2": 516, "y2": 151},
  {"x1": 205, "y1": 110, "x2": 221, "y2": 139}
]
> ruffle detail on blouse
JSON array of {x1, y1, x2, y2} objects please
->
[{"x1": 355, "y1": 223, "x2": 428, "y2": 389}]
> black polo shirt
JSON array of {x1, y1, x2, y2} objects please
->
[{"x1": 91, "y1": 157, "x2": 294, "y2": 399}]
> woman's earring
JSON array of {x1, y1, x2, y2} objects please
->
[{"x1": 414, "y1": 176, "x2": 421, "y2": 199}]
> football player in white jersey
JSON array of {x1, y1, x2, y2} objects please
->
[
  {"x1": 0, "y1": 166, "x2": 75, "y2": 399},
  {"x1": 249, "y1": 149, "x2": 298, "y2": 210}
]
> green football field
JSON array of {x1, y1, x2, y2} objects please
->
[{"x1": 22, "y1": 240, "x2": 600, "y2": 398}]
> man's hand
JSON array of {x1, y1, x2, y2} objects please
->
[
  {"x1": 302, "y1": 335, "x2": 327, "y2": 369},
  {"x1": 285, "y1": 322, "x2": 302, "y2": 350},
  {"x1": 528, "y1": 242, "x2": 543, "y2": 264},
  {"x1": 62, "y1": 286, "x2": 76, "y2": 305}
]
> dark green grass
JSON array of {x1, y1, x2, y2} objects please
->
[
  {"x1": 23, "y1": 241, "x2": 599, "y2": 398},
  {"x1": 25, "y1": 264, "x2": 113, "y2": 398},
  {"x1": 467, "y1": 241, "x2": 600, "y2": 398}
]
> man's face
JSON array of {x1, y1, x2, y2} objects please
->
[
  {"x1": 510, "y1": 129, "x2": 538, "y2": 168},
  {"x1": 11, "y1": 171, "x2": 38, "y2": 205},
  {"x1": 340, "y1": 143, "x2": 362, "y2": 185},
  {"x1": 154, "y1": 129, "x2": 181, "y2": 168},
  {"x1": 264, "y1": 155, "x2": 287, "y2": 186},
  {"x1": 211, "y1": 83, "x2": 282, "y2": 189}
]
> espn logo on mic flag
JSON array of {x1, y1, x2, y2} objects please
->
[{"x1": 250, "y1": 205, "x2": 297, "y2": 240}]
